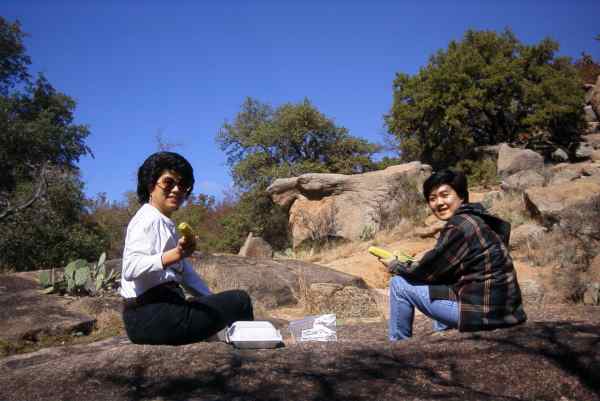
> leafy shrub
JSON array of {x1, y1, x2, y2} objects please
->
[
  {"x1": 359, "y1": 225, "x2": 376, "y2": 241},
  {"x1": 525, "y1": 196, "x2": 600, "y2": 303},
  {"x1": 454, "y1": 159, "x2": 498, "y2": 188},
  {"x1": 385, "y1": 29, "x2": 585, "y2": 168}
]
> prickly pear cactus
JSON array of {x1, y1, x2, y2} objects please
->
[
  {"x1": 39, "y1": 271, "x2": 50, "y2": 288},
  {"x1": 75, "y1": 265, "x2": 90, "y2": 287}
]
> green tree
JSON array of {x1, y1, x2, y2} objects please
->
[
  {"x1": 0, "y1": 17, "x2": 103, "y2": 271},
  {"x1": 385, "y1": 29, "x2": 585, "y2": 168},
  {"x1": 217, "y1": 98, "x2": 379, "y2": 250},
  {"x1": 87, "y1": 191, "x2": 140, "y2": 260}
]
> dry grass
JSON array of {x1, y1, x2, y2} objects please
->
[
  {"x1": 296, "y1": 240, "x2": 369, "y2": 264},
  {"x1": 488, "y1": 191, "x2": 534, "y2": 228},
  {"x1": 295, "y1": 219, "x2": 417, "y2": 265},
  {"x1": 525, "y1": 229, "x2": 592, "y2": 303}
]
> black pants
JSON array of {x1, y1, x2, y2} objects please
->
[{"x1": 122, "y1": 283, "x2": 254, "y2": 345}]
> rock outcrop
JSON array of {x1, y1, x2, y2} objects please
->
[
  {"x1": 1, "y1": 255, "x2": 369, "y2": 349},
  {"x1": 497, "y1": 143, "x2": 544, "y2": 177},
  {"x1": 524, "y1": 180, "x2": 600, "y2": 226},
  {"x1": 1, "y1": 305, "x2": 598, "y2": 401},
  {"x1": 500, "y1": 169, "x2": 545, "y2": 192},
  {"x1": 0, "y1": 272, "x2": 97, "y2": 343},
  {"x1": 190, "y1": 254, "x2": 368, "y2": 310},
  {"x1": 267, "y1": 162, "x2": 432, "y2": 247}
]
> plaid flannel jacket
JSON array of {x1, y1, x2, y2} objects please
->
[{"x1": 392, "y1": 203, "x2": 527, "y2": 332}]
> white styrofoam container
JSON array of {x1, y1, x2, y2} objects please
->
[{"x1": 226, "y1": 321, "x2": 284, "y2": 349}]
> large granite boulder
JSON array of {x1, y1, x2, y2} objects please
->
[
  {"x1": 497, "y1": 143, "x2": 544, "y2": 177},
  {"x1": 267, "y1": 162, "x2": 432, "y2": 247},
  {"x1": 500, "y1": 170, "x2": 545, "y2": 192},
  {"x1": 523, "y1": 180, "x2": 600, "y2": 226},
  {"x1": 190, "y1": 254, "x2": 368, "y2": 310},
  {"x1": 1, "y1": 305, "x2": 598, "y2": 401}
]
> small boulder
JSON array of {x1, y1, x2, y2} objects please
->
[
  {"x1": 501, "y1": 170, "x2": 545, "y2": 192},
  {"x1": 238, "y1": 232, "x2": 273, "y2": 258},
  {"x1": 551, "y1": 148, "x2": 569, "y2": 163},
  {"x1": 575, "y1": 142, "x2": 594, "y2": 160},
  {"x1": 497, "y1": 143, "x2": 544, "y2": 177}
]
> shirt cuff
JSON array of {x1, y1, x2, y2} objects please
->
[{"x1": 152, "y1": 253, "x2": 164, "y2": 271}]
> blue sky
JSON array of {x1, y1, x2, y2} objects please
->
[{"x1": 4, "y1": 1, "x2": 600, "y2": 202}]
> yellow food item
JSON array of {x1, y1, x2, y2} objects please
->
[
  {"x1": 368, "y1": 246, "x2": 415, "y2": 262},
  {"x1": 177, "y1": 222, "x2": 194, "y2": 241},
  {"x1": 368, "y1": 246, "x2": 393, "y2": 259}
]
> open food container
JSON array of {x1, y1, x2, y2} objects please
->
[
  {"x1": 288, "y1": 314, "x2": 337, "y2": 342},
  {"x1": 225, "y1": 321, "x2": 284, "y2": 349}
]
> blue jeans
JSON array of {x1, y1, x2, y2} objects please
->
[{"x1": 389, "y1": 275, "x2": 459, "y2": 341}]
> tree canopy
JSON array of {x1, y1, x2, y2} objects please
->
[
  {"x1": 216, "y1": 98, "x2": 379, "y2": 250},
  {"x1": 0, "y1": 17, "x2": 103, "y2": 271},
  {"x1": 218, "y1": 97, "x2": 379, "y2": 190},
  {"x1": 385, "y1": 29, "x2": 585, "y2": 168}
]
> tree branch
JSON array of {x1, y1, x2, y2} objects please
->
[{"x1": 0, "y1": 162, "x2": 48, "y2": 221}]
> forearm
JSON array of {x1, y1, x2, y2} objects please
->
[{"x1": 160, "y1": 247, "x2": 185, "y2": 268}]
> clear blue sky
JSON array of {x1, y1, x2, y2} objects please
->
[{"x1": 4, "y1": 1, "x2": 600, "y2": 202}]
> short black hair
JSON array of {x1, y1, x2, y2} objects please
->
[
  {"x1": 422, "y1": 169, "x2": 469, "y2": 203},
  {"x1": 137, "y1": 152, "x2": 195, "y2": 204}
]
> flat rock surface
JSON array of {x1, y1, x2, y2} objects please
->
[
  {"x1": 1, "y1": 305, "x2": 599, "y2": 401},
  {"x1": 0, "y1": 272, "x2": 96, "y2": 341}
]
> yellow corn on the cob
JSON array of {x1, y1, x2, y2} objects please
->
[
  {"x1": 177, "y1": 222, "x2": 194, "y2": 241},
  {"x1": 368, "y1": 246, "x2": 415, "y2": 262},
  {"x1": 368, "y1": 246, "x2": 393, "y2": 259}
]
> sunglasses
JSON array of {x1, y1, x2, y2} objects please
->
[{"x1": 155, "y1": 177, "x2": 191, "y2": 194}]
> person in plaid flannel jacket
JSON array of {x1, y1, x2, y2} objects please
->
[{"x1": 382, "y1": 169, "x2": 526, "y2": 340}]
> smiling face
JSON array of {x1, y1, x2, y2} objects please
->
[
  {"x1": 149, "y1": 170, "x2": 189, "y2": 217},
  {"x1": 427, "y1": 184, "x2": 464, "y2": 221}
]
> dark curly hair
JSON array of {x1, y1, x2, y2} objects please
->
[
  {"x1": 422, "y1": 169, "x2": 469, "y2": 203},
  {"x1": 137, "y1": 152, "x2": 195, "y2": 204}
]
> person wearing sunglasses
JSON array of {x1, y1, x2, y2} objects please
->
[
  {"x1": 120, "y1": 151, "x2": 254, "y2": 345},
  {"x1": 381, "y1": 169, "x2": 526, "y2": 341}
]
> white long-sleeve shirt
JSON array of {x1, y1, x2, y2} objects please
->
[{"x1": 120, "y1": 203, "x2": 212, "y2": 299}]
